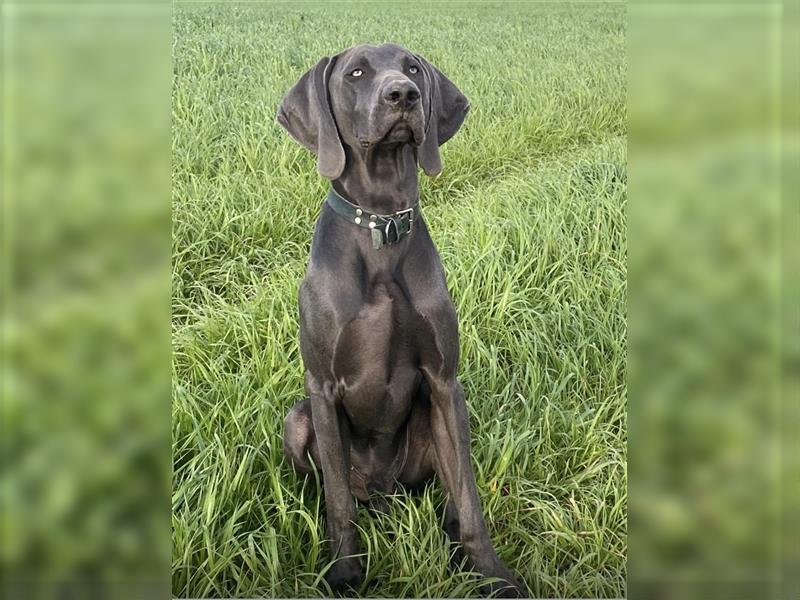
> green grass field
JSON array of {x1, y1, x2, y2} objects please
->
[{"x1": 172, "y1": 3, "x2": 626, "y2": 598}]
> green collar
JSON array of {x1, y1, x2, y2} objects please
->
[{"x1": 325, "y1": 187, "x2": 418, "y2": 250}]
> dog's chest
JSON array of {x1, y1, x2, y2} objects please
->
[{"x1": 332, "y1": 278, "x2": 424, "y2": 433}]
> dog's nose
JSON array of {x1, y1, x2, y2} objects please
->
[{"x1": 382, "y1": 80, "x2": 420, "y2": 110}]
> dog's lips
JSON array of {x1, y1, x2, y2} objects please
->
[
  {"x1": 388, "y1": 122, "x2": 412, "y2": 140},
  {"x1": 380, "y1": 117, "x2": 424, "y2": 145},
  {"x1": 359, "y1": 112, "x2": 424, "y2": 148}
]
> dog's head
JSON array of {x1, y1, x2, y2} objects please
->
[{"x1": 277, "y1": 43, "x2": 469, "y2": 179}]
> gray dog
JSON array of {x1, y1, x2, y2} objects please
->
[{"x1": 278, "y1": 43, "x2": 527, "y2": 598}]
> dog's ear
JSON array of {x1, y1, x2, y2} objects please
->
[
  {"x1": 276, "y1": 55, "x2": 345, "y2": 180},
  {"x1": 415, "y1": 55, "x2": 470, "y2": 177}
]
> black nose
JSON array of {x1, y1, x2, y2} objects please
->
[{"x1": 382, "y1": 80, "x2": 420, "y2": 109}]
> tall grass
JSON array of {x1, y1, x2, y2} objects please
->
[{"x1": 172, "y1": 3, "x2": 626, "y2": 597}]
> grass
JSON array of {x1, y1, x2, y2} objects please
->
[{"x1": 172, "y1": 2, "x2": 626, "y2": 598}]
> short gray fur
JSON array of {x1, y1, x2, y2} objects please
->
[{"x1": 277, "y1": 43, "x2": 528, "y2": 598}]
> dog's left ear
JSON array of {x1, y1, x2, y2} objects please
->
[
  {"x1": 276, "y1": 54, "x2": 345, "y2": 180},
  {"x1": 415, "y1": 54, "x2": 470, "y2": 177}
]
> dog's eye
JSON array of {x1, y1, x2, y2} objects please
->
[
  {"x1": 409, "y1": 66, "x2": 419, "y2": 75},
  {"x1": 350, "y1": 69, "x2": 363, "y2": 77}
]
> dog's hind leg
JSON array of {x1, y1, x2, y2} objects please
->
[{"x1": 283, "y1": 399, "x2": 320, "y2": 475}]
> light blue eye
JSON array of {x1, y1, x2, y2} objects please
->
[
  {"x1": 409, "y1": 66, "x2": 419, "y2": 75},
  {"x1": 351, "y1": 69, "x2": 363, "y2": 77}
]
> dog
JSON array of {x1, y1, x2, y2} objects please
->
[{"x1": 277, "y1": 43, "x2": 527, "y2": 598}]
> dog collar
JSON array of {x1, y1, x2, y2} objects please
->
[{"x1": 325, "y1": 187, "x2": 418, "y2": 250}]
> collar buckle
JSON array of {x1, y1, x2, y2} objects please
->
[
  {"x1": 384, "y1": 207, "x2": 414, "y2": 245},
  {"x1": 395, "y1": 207, "x2": 414, "y2": 235}
]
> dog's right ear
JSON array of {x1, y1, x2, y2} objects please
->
[{"x1": 276, "y1": 55, "x2": 345, "y2": 180}]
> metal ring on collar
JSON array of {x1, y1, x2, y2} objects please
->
[{"x1": 385, "y1": 218, "x2": 400, "y2": 244}]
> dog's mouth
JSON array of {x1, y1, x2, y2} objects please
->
[
  {"x1": 386, "y1": 122, "x2": 413, "y2": 142},
  {"x1": 359, "y1": 113, "x2": 425, "y2": 148}
]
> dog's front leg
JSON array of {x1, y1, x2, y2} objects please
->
[
  {"x1": 424, "y1": 371, "x2": 528, "y2": 598},
  {"x1": 307, "y1": 377, "x2": 362, "y2": 594}
]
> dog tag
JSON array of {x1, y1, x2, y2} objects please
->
[{"x1": 371, "y1": 228, "x2": 384, "y2": 250}]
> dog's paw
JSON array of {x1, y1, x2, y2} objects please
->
[
  {"x1": 325, "y1": 557, "x2": 363, "y2": 596},
  {"x1": 367, "y1": 493, "x2": 391, "y2": 517},
  {"x1": 483, "y1": 581, "x2": 529, "y2": 599},
  {"x1": 481, "y1": 570, "x2": 530, "y2": 598},
  {"x1": 491, "y1": 581, "x2": 529, "y2": 599}
]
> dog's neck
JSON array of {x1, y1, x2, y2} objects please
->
[{"x1": 332, "y1": 143, "x2": 419, "y2": 215}]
